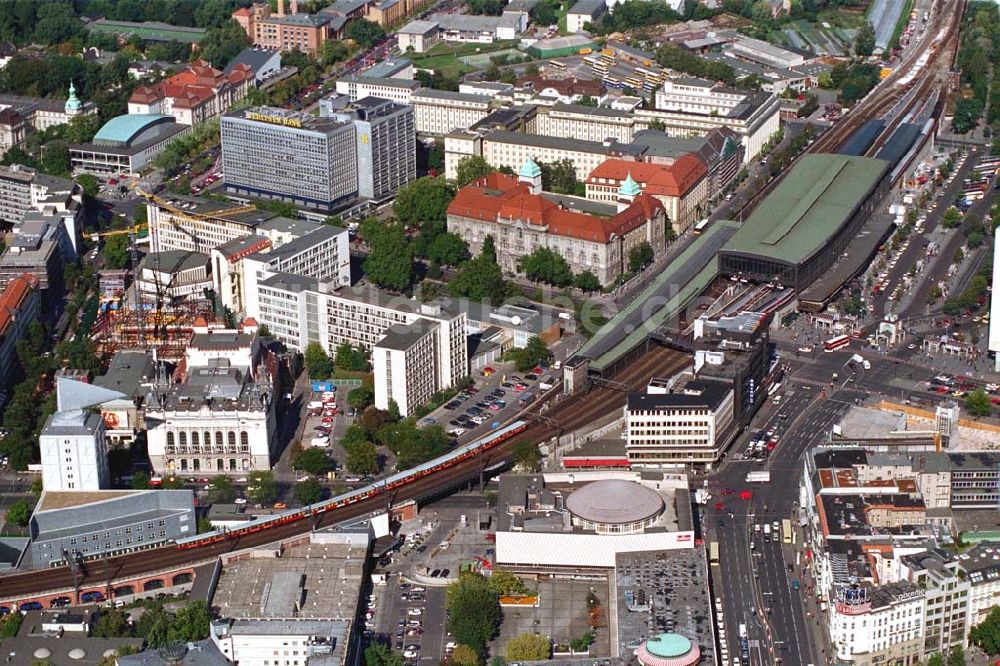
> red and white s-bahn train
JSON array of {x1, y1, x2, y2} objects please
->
[{"x1": 174, "y1": 420, "x2": 529, "y2": 550}]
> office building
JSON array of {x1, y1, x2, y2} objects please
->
[
  {"x1": 0, "y1": 274, "x2": 40, "y2": 393},
  {"x1": 144, "y1": 321, "x2": 278, "y2": 475},
  {"x1": 412, "y1": 89, "x2": 492, "y2": 135},
  {"x1": 333, "y1": 77, "x2": 421, "y2": 106},
  {"x1": 40, "y1": 378, "x2": 127, "y2": 492},
  {"x1": 0, "y1": 165, "x2": 83, "y2": 253},
  {"x1": 625, "y1": 377, "x2": 735, "y2": 469},
  {"x1": 224, "y1": 47, "x2": 283, "y2": 85},
  {"x1": 373, "y1": 320, "x2": 440, "y2": 417},
  {"x1": 233, "y1": 224, "x2": 351, "y2": 318},
  {"x1": 323, "y1": 97, "x2": 416, "y2": 200},
  {"x1": 233, "y1": 1, "x2": 334, "y2": 55},
  {"x1": 900, "y1": 548, "x2": 970, "y2": 657},
  {"x1": 69, "y1": 114, "x2": 191, "y2": 175},
  {"x1": 0, "y1": 219, "x2": 62, "y2": 292},
  {"x1": 128, "y1": 60, "x2": 254, "y2": 125},
  {"x1": 586, "y1": 156, "x2": 709, "y2": 232},
  {"x1": 222, "y1": 106, "x2": 358, "y2": 213},
  {"x1": 648, "y1": 78, "x2": 780, "y2": 160},
  {"x1": 210, "y1": 530, "x2": 367, "y2": 665},
  {"x1": 447, "y1": 166, "x2": 666, "y2": 285},
  {"x1": 535, "y1": 103, "x2": 635, "y2": 144},
  {"x1": 29, "y1": 489, "x2": 195, "y2": 568},
  {"x1": 397, "y1": 19, "x2": 440, "y2": 52}
]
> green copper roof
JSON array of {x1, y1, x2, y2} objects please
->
[
  {"x1": 65, "y1": 82, "x2": 82, "y2": 113},
  {"x1": 720, "y1": 154, "x2": 888, "y2": 265},
  {"x1": 646, "y1": 633, "x2": 692, "y2": 658},
  {"x1": 519, "y1": 157, "x2": 541, "y2": 179},
  {"x1": 619, "y1": 172, "x2": 642, "y2": 197}
]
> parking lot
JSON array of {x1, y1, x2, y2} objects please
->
[{"x1": 423, "y1": 362, "x2": 560, "y2": 443}]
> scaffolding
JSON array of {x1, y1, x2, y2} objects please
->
[{"x1": 92, "y1": 301, "x2": 219, "y2": 362}]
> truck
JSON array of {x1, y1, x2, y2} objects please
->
[{"x1": 746, "y1": 471, "x2": 771, "y2": 483}]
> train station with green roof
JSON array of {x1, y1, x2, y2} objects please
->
[{"x1": 718, "y1": 153, "x2": 889, "y2": 291}]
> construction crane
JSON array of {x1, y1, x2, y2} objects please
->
[
  {"x1": 136, "y1": 188, "x2": 257, "y2": 255},
  {"x1": 89, "y1": 224, "x2": 148, "y2": 242}
]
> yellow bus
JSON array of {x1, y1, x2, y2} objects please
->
[
  {"x1": 709, "y1": 541, "x2": 720, "y2": 566},
  {"x1": 549, "y1": 60, "x2": 567, "y2": 70},
  {"x1": 782, "y1": 519, "x2": 793, "y2": 544}
]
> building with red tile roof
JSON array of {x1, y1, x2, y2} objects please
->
[
  {"x1": 586, "y1": 155, "x2": 709, "y2": 233},
  {"x1": 446, "y1": 161, "x2": 666, "y2": 285},
  {"x1": 0, "y1": 273, "x2": 40, "y2": 391},
  {"x1": 128, "y1": 60, "x2": 254, "y2": 125},
  {"x1": 513, "y1": 75, "x2": 605, "y2": 104}
]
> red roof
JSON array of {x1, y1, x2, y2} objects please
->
[
  {"x1": 587, "y1": 155, "x2": 707, "y2": 198},
  {"x1": 129, "y1": 60, "x2": 253, "y2": 109},
  {"x1": 447, "y1": 173, "x2": 664, "y2": 244},
  {"x1": 233, "y1": 6, "x2": 252, "y2": 16},
  {"x1": 0, "y1": 274, "x2": 38, "y2": 338}
]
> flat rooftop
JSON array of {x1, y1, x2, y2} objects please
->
[
  {"x1": 720, "y1": 154, "x2": 888, "y2": 266},
  {"x1": 213, "y1": 535, "x2": 368, "y2": 620}
]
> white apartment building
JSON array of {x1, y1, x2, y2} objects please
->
[
  {"x1": 829, "y1": 583, "x2": 926, "y2": 666},
  {"x1": 137, "y1": 250, "x2": 212, "y2": 304},
  {"x1": 148, "y1": 195, "x2": 279, "y2": 254},
  {"x1": 647, "y1": 78, "x2": 780, "y2": 161},
  {"x1": 40, "y1": 379, "x2": 126, "y2": 491},
  {"x1": 211, "y1": 619, "x2": 350, "y2": 666},
  {"x1": 961, "y1": 542, "x2": 1000, "y2": 626},
  {"x1": 373, "y1": 320, "x2": 439, "y2": 417},
  {"x1": 235, "y1": 225, "x2": 351, "y2": 319},
  {"x1": 625, "y1": 378, "x2": 734, "y2": 469},
  {"x1": 256, "y1": 274, "x2": 468, "y2": 405},
  {"x1": 333, "y1": 77, "x2": 421, "y2": 105},
  {"x1": 900, "y1": 549, "x2": 971, "y2": 658},
  {"x1": 412, "y1": 89, "x2": 491, "y2": 135},
  {"x1": 144, "y1": 322, "x2": 277, "y2": 476}
]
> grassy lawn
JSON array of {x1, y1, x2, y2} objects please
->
[
  {"x1": 410, "y1": 39, "x2": 522, "y2": 76},
  {"x1": 817, "y1": 7, "x2": 868, "y2": 28}
]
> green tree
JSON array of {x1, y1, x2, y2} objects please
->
[
  {"x1": 426, "y1": 232, "x2": 469, "y2": 267},
  {"x1": 942, "y1": 206, "x2": 963, "y2": 229},
  {"x1": 304, "y1": 343, "x2": 334, "y2": 380},
  {"x1": 167, "y1": 601, "x2": 212, "y2": 643},
  {"x1": 447, "y1": 574, "x2": 501, "y2": 659},
  {"x1": 574, "y1": 271, "x2": 601, "y2": 293},
  {"x1": 512, "y1": 441, "x2": 541, "y2": 471},
  {"x1": 505, "y1": 633, "x2": 550, "y2": 661},
  {"x1": 365, "y1": 643, "x2": 404, "y2": 666},
  {"x1": 161, "y1": 476, "x2": 186, "y2": 490},
  {"x1": 347, "y1": 387, "x2": 375, "y2": 411},
  {"x1": 92, "y1": 609, "x2": 130, "y2": 638},
  {"x1": 377, "y1": 420, "x2": 449, "y2": 469},
  {"x1": 362, "y1": 221, "x2": 414, "y2": 292},
  {"x1": 295, "y1": 448, "x2": 335, "y2": 475},
  {"x1": 321, "y1": 40, "x2": 349, "y2": 66},
  {"x1": 346, "y1": 18, "x2": 385, "y2": 47},
  {"x1": 854, "y1": 21, "x2": 876, "y2": 56},
  {"x1": 628, "y1": 242, "x2": 654, "y2": 273},
  {"x1": 540, "y1": 159, "x2": 579, "y2": 195},
  {"x1": 335, "y1": 342, "x2": 371, "y2": 372},
  {"x1": 521, "y1": 246, "x2": 573, "y2": 287},
  {"x1": 450, "y1": 236, "x2": 506, "y2": 303},
  {"x1": 971, "y1": 606, "x2": 1000, "y2": 654},
  {"x1": 947, "y1": 645, "x2": 965, "y2": 666},
  {"x1": 451, "y1": 645, "x2": 481, "y2": 666},
  {"x1": 344, "y1": 438, "x2": 379, "y2": 474},
  {"x1": 6, "y1": 498, "x2": 33, "y2": 526},
  {"x1": 510, "y1": 336, "x2": 549, "y2": 372},
  {"x1": 131, "y1": 471, "x2": 150, "y2": 489},
  {"x1": 393, "y1": 176, "x2": 455, "y2": 232},
  {"x1": 927, "y1": 654, "x2": 945, "y2": 666},
  {"x1": 455, "y1": 155, "x2": 497, "y2": 187},
  {"x1": 0, "y1": 613, "x2": 23, "y2": 640},
  {"x1": 294, "y1": 478, "x2": 324, "y2": 505},
  {"x1": 77, "y1": 173, "x2": 99, "y2": 198},
  {"x1": 199, "y1": 20, "x2": 250, "y2": 69},
  {"x1": 208, "y1": 475, "x2": 235, "y2": 503},
  {"x1": 247, "y1": 471, "x2": 278, "y2": 505},
  {"x1": 102, "y1": 234, "x2": 131, "y2": 270},
  {"x1": 966, "y1": 388, "x2": 993, "y2": 417},
  {"x1": 487, "y1": 569, "x2": 528, "y2": 596}
]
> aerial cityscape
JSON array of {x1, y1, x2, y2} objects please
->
[{"x1": 0, "y1": 0, "x2": 999, "y2": 664}]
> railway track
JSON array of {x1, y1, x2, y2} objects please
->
[
  {"x1": 737, "y1": 0, "x2": 962, "y2": 217},
  {"x1": 0, "y1": 346, "x2": 688, "y2": 603}
]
